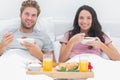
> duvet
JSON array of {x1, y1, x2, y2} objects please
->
[
  {"x1": 0, "y1": 49, "x2": 53, "y2": 80},
  {"x1": 67, "y1": 54, "x2": 120, "y2": 80}
]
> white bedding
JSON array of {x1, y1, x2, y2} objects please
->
[
  {"x1": 67, "y1": 54, "x2": 120, "y2": 80},
  {"x1": 0, "y1": 18, "x2": 120, "y2": 80},
  {"x1": 0, "y1": 44, "x2": 119, "y2": 80},
  {"x1": 0, "y1": 49, "x2": 53, "y2": 80}
]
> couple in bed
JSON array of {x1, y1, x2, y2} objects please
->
[{"x1": 0, "y1": 0, "x2": 120, "y2": 65}]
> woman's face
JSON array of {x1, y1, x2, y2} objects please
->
[{"x1": 78, "y1": 10, "x2": 92, "y2": 32}]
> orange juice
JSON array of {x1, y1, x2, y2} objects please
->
[
  {"x1": 43, "y1": 59, "x2": 53, "y2": 72},
  {"x1": 79, "y1": 60, "x2": 88, "y2": 72}
]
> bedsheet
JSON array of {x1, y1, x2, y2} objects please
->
[
  {"x1": 67, "y1": 54, "x2": 120, "y2": 80},
  {"x1": 1, "y1": 49, "x2": 120, "y2": 80},
  {"x1": 0, "y1": 49, "x2": 53, "y2": 80}
]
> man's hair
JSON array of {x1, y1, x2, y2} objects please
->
[{"x1": 20, "y1": 0, "x2": 40, "y2": 16}]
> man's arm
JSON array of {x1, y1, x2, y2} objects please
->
[
  {"x1": 21, "y1": 42, "x2": 56, "y2": 62},
  {"x1": 0, "y1": 32, "x2": 13, "y2": 55},
  {"x1": 0, "y1": 43, "x2": 5, "y2": 55}
]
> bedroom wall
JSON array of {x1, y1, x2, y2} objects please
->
[
  {"x1": 0, "y1": 0, "x2": 120, "y2": 37},
  {"x1": 0, "y1": 0, "x2": 120, "y2": 22}
]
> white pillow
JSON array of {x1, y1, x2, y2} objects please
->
[
  {"x1": 0, "y1": 18, "x2": 20, "y2": 40},
  {"x1": 0, "y1": 17, "x2": 55, "y2": 42},
  {"x1": 55, "y1": 35, "x2": 64, "y2": 41},
  {"x1": 35, "y1": 17, "x2": 55, "y2": 42},
  {"x1": 102, "y1": 36, "x2": 120, "y2": 60},
  {"x1": 111, "y1": 37, "x2": 120, "y2": 52},
  {"x1": 105, "y1": 31, "x2": 111, "y2": 38},
  {"x1": 53, "y1": 41, "x2": 61, "y2": 62},
  {"x1": 0, "y1": 18, "x2": 20, "y2": 34}
]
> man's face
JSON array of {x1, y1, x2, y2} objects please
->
[{"x1": 20, "y1": 7, "x2": 38, "y2": 30}]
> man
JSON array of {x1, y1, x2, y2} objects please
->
[{"x1": 0, "y1": 0, "x2": 56, "y2": 62}]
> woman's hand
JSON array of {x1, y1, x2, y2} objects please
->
[
  {"x1": 69, "y1": 33, "x2": 85, "y2": 44},
  {"x1": 86, "y1": 37, "x2": 103, "y2": 49}
]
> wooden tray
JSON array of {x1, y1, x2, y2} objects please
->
[{"x1": 26, "y1": 68, "x2": 94, "y2": 79}]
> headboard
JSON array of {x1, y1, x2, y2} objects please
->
[
  {"x1": 0, "y1": 17, "x2": 120, "y2": 41},
  {"x1": 54, "y1": 20, "x2": 120, "y2": 41}
]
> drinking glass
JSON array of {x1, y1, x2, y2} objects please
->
[
  {"x1": 79, "y1": 56, "x2": 89, "y2": 72},
  {"x1": 43, "y1": 54, "x2": 53, "y2": 72}
]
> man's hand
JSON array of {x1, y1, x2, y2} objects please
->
[
  {"x1": 0, "y1": 32, "x2": 13, "y2": 55},
  {"x1": 21, "y1": 41, "x2": 39, "y2": 51},
  {"x1": 21, "y1": 41, "x2": 39, "y2": 54},
  {"x1": 1, "y1": 32, "x2": 14, "y2": 49}
]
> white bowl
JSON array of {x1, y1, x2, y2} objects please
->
[
  {"x1": 81, "y1": 37, "x2": 96, "y2": 44},
  {"x1": 17, "y1": 38, "x2": 35, "y2": 44}
]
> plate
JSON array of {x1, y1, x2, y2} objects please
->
[{"x1": 55, "y1": 63, "x2": 79, "y2": 72}]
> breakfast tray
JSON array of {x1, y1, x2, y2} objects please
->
[{"x1": 26, "y1": 68, "x2": 94, "y2": 79}]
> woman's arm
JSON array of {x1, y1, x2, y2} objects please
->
[
  {"x1": 59, "y1": 41, "x2": 74, "y2": 62},
  {"x1": 100, "y1": 42, "x2": 120, "y2": 60},
  {"x1": 59, "y1": 33, "x2": 85, "y2": 62},
  {"x1": 87, "y1": 37, "x2": 120, "y2": 60}
]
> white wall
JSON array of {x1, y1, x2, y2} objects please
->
[
  {"x1": 0, "y1": 0, "x2": 22, "y2": 20},
  {"x1": 0, "y1": 0, "x2": 120, "y2": 22},
  {"x1": 0, "y1": 0, "x2": 120, "y2": 37},
  {"x1": 39, "y1": 0, "x2": 120, "y2": 23}
]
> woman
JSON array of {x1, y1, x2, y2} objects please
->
[{"x1": 59, "y1": 5, "x2": 120, "y2": 62}]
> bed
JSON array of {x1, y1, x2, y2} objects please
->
[{"x1": 0, "y1": 17, "x2": 120, "y2": 80}]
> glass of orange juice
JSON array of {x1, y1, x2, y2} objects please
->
[
  {"x1": 43, "y1": 54, "x2": 53, "y2": 72},
  {"x1": 79, "y1": 56, "x2": 88, "y2": 72}
]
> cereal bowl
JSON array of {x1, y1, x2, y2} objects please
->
[
  {"x1": 81, "y1": 37, "x2": 96, "y2": 44},
  {"x1": 17, "y1": 38, "x2": 35, "y2": 44}
]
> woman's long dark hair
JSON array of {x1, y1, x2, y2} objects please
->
[{"x1": 69, "y1": 5, "x2": 105, "y2": 43}]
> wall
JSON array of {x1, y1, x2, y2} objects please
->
[
  {"x1": 0, "y1": 0, "x2": 120, "y2": 37},
  {"x1": 0, "y1": 0, "x2": 22, "y2": 20},
  {"x1": 0, "y1": 0, "x2": 120, "y2": 22}
]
